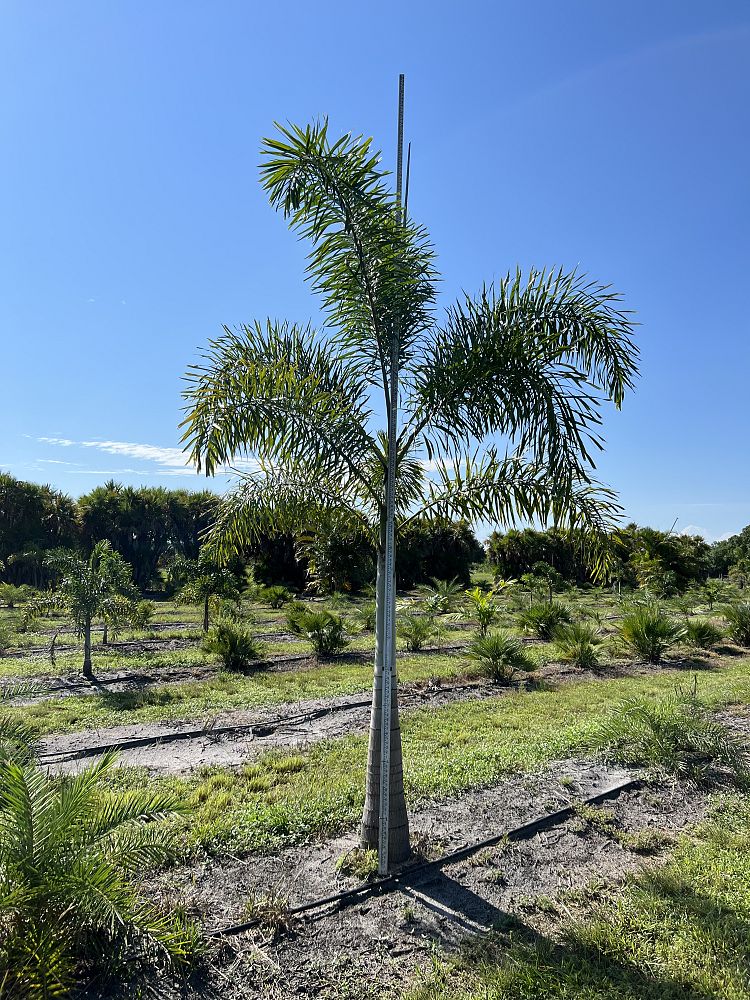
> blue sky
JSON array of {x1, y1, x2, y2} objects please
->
[{"x1": 2, "y1": 1, "x2": 749, "y2": 542}]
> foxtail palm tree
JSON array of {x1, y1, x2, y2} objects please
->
[
  {"x1": 46, "y1": 541, "x2": 137, "y2": 679},
  {"x1": 181, "y1": 119, "x2": 639, "y2": 864}
]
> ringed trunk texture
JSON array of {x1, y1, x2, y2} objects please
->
[
  {"x1": 360, "y1": 546, "x2": 410, "y2": 863},
  {"x1": 83, "y1": 621, "x2": 93, "y2": 680}
]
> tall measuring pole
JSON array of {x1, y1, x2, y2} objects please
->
[{"x1": 378, "y1": 73, "x2": 405, "y2": 876}]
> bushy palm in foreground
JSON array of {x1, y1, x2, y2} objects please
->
[
  {"x1": 181, "y1": 119, "x2": 639, "y2": 862},
  {"x1": 0, "y1": 749, "x2": 196, "y2": 998}
]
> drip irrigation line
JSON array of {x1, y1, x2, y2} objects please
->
[
  {"x1": 38, "y1": 680, "x2": 490, "y2": 763},
  {"x1": 207, "y1": 774, "x2": 639, "y2": 939},
  {"x1": 10, "y1": 643, "x2": 473, "y2": 701}
]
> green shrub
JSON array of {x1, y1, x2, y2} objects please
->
[
  {"x1": 201, "y1": 619, "x2": 264, "y2": 670},
  {"x1": 397, "y1": 614, "x2": 436, "y2": 652},
  {"x1": 420, "y1": 578, "x2": 463, "y2": 614},
  {"x1": 0, "y1": 583, "x2": 32, "y2": 608},
  {"x1": 517, "y1": 601, "x2": 572, "y2": 640},
  {"x1": 0, "y1": 750, "x2": 197, "y2": 997},
  {"x1": 130, "y1": 599, "x2": 155, "y2": 630},
  {"x1": 258, "y1": 584, "x2": 292, "y2": 608},
  {"x1": 589, "y1": 688, "x2": 750, "y2": 784},
  {"x1": 0, "y1": 625, "x2": 11, "y2": 657},
  {"x1": 285, "y1": 601, "x2": 312, "y2": 633},
  {"x1": 723, "y1": 602, "x2": 750, "y2": 646},
  {"x1": 291, "y1": 610, "x2": 349, "y2": 658},
  {"x1": 464, "y1": 587, "x2": 500, "y2": 637},
  {"x1": 467, "y1": 631, "x2": 537, "y2": 684},
  {"x1": 684, "y1": 618, "x2": 724, "y2": 650},
  {"x1": 616, "y1": 604, "x2": 685, "y2": 663},
  {"x1": 352, "y1": 600, "x2": 377, "y2": 632},
  {"x1": 553, "y1": 622, "x2": 603, "y2": 669}
]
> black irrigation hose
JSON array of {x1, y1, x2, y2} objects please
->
[
  {"x1": 207, "y1": 774, "x2": 640, "y2": 939},
  {"x1": 38, "y1": 680, "x2": 489, "y2": 763},
  {"x1": 17, "y1": 641, "x2": 473, "y2": 702}
]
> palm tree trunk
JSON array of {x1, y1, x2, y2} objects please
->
[
  {"x1": 360, "y1": 545, "x2": 410, "y2": 862},
  {"x1": 83, "y1": 620, "x2": 93, "y2": 680},
  {"x1": 203, "y1": 595, "x2": 210, "y2": 632},
  {"x1": 102, "y1": 621, "x2": 108, "y2": 645}
]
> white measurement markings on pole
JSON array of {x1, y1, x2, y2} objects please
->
[{"x1": 378, "y1": 72, "x2": 405, "y2": 876}]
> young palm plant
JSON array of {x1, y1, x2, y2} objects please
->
[
  {"x1": 723, "y1": 601, "x2": 750, "y2": 647},
  {"x1": 464, "y1": 586, "x2": 501, "y2": 637},
  {"x1": 419, "y1": 577, "x2": 463, "y2": 615},
  {"x1": 0, "y1": 750, "x2": 196, "y2": 997},
  {"x1": 45, "y1": 541, "x2": 138, "y2": 679},
  {"x1": 616, "y1": 603, "x2": 685, "y2": 664},
  {"x1": 517, "y1": 600, "x2": 573, "y2": 640},
  {"x1": 181, "y1": 118, "x2": 639, "y2": 864},
  {"x1": 553, "y1": 621, "x2": 604, "y2": 669},
  {"x1": 396, "y1": 613, "x2": 436, "y2": 652},
  {"x1": 171, "y1": 552, "x2": 242, "y2": 631},
  {"x1": 467, "y1": 631, "x2": 537, "y2": 684}
]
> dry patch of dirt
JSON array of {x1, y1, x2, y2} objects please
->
[
  {"x1": 40, "y1": 681, "x2": 499, "y2": 774},
  {"x1": 143, "y1": 764, "x2": 705, "y2": 1000}
]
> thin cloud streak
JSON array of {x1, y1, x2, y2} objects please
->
[{"x1": 37, "y1": 436, "x2": 257, "y2": 479}]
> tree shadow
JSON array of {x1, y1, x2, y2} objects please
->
[{"x1": 396, "y1": 854, "x2": 748, "y2": 999}]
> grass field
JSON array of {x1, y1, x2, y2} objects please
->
[
  {"x1": 102, "y1": 651, "x2": 750, "y2": 856},
  {"x1": 406, "y1": 794, "x2": 750, "y2": 999}
]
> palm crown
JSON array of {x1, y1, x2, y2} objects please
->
[{"x1": 182, "y1": 121, "x2": 638, "y2": 562}]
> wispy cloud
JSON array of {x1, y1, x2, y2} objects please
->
[
  {"x1": 38, "y1": 437, "x2": 190, "y2": 470},
  {"x1": 37, "y1": 436, "x2": 257, "y2": 479}
]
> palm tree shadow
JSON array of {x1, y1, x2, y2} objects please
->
[{"x1": 395, "y1": 862, "x2": 746, "y2": 999}]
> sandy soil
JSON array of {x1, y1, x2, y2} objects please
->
[
  {"x1": 40, "y1": 679, "x2": 505, "y2": 773},
  {"x1": 138, "y1": 763, "x2": 706, "y2": 1000}
]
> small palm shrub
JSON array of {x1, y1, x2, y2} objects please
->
[
  {"x1": 291, "y1": 609, "x2": 349, "y2": 657},
  {"x1": 553, "y1": 622, "x2": 604, "y2": 669},
  {"x1": 0, "y1": 584, "x2": 32, "y2": 608},
  {"x1": 285, "y1": 600, "x2": 311, "y2": 633},
  {"x1": 467, "y1": 630, "x2": 537, "y2": 684},
  {"x1": 517, "y1": 601, "x2": 572, "y2": 640},
  {"x1": 397, "y1": 614, "x2": 436, "y2": 652},
  {"x1": 420, "y1": 578, "x2": 463, "y2": 614},
  {"x1": 0, "y1": 685, "x2": 39, "y2": 763},
  {"x1": 589, "y1": 689, "x2": 750, "y2": 785},
  {"x1": 257, "y1": 584, "x2": 292, "y2": 608},
  {"x1": 0, "y1": 750, "x2": 197, "y2": 997},
  {"x1": 202, "y1": 619, "x2": 264, "y2": 670},
  {"x1": 723, "y1": 602, "x2": 750, "y2": 647},
  {"x1": 131, "y1": 599, "x2": 155, "y2": 630},
  {"x1": 464, "y1": 587, "x2": 500, "y2": 637},
  {"x1": 352, "y1": 600, "x2": 377, "y2": 632},
  {"x1": 616, "y1": 604, "x2": 685, "y2": 663},
  {"x1": 684, "y1": 618, "x2": 724, "y2": 650}
]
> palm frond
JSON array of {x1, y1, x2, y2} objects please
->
[
  {"x1": 407, "y1": 269, "x2": 638, "y2": 481},
  {"x1": 404, "y1": 449, "x2": 622, "y2": 580},
  {"x1": 260, "y1": 120, "x2": 437, "y2": 384},
  {"x1": 182, "y1": 320, "x2": 376, "y2": 485},
  {"x1": 202, "y1": 464, "x2": 379, "y2": 563}
]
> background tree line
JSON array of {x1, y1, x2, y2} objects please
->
[
  {"x1": 487, "y1": 522, "x2": 750, "y2": 594},
  {"x1": 3, "y1": 471, "x2": 748, "y2": 596},
  {"x1": 0, "y1": 473, "x2": 484, "y2": 593}
]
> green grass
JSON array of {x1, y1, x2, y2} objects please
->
[
  {"x1": 405, "y1": 794, "x2": 750, "y2": 999},
  {"x1": 102, "y1": 654, "x2": 750, "y2": 857},
  {"x1": 14, "y1": 652, "x2": 469, "y2": 734}
]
